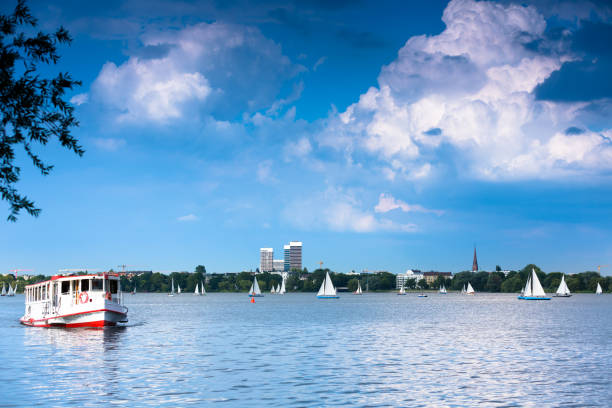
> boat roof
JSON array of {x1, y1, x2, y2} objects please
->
[{"x1": 24, "y1": 273, "x2": 120, "y2": 288}]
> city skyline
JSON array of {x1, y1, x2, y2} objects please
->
[{"x1": 1, "y1": 0, "x2": 612, "y2": 275}]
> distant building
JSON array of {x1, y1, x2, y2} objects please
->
[
  {"x1": 283, "y1": 245, "x2": 290, "y2": 271},
  {"x1": 289, "y1": 241, "x2": 302, "y2": 271},
  {"x1": 273, "y1": 259, "x2": 284, "y2": 272},
  {"x1": 472, "y1": 247, "x2": 479, "y2": 271},
  {"x1": 396, "y1": 269, "x2": 424, "y2": 289},
  {"x1": 260, "y1": 248, "x2": 274, "y2": 273},
  {"x1": 423, "y1": 271, "x2": 452, "y2": 284}
]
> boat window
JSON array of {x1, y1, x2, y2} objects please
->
[
  {"x1": 109, "y1": 280, "x2": 118, "y2": 294},
  {"x1": 61, "y1": 281, "x2": 70, "y2": 294},
  {"x1": 91, "y1": 279, "x2": 103, "y2": 291},
  {"x1": 81, "y1": 279, "x2": 90, "y2": 291},
  {"x1": 42, "y1": 285, "x2": 46, "y2": 300}
]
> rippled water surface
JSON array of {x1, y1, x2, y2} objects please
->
[{"x1": 1, "y1": 292, "x2": 611, "y2": 407}]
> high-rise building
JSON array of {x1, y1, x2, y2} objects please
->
[
  {"x1": 472, "y1": 247, "x2": 479, "y2": 272},
  {"x1": 283, "y1": 245, "x2": 290, "y2": 272},
  {"x1": 289, "y1": 241, "x2": 302, "y2": 271},
  {"x1": 260, "y1": 248, "x2": 273, "y2": 273},
  {"x1": 273, "y1": 259, "x2": 284, "y2": 272}
]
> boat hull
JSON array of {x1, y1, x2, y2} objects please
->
[
  {"x1": 553, "y1": 294, "x2": 572, "y2": 297},
  {"x1": 418, "y1": 295, "x2": 428, "y2": 298},
  {"x1": 317, "y1": 295, "x2": 339, "y2": 299},
  {"x1": 20, "y1": 309, "x2": 127, "y2": 328},
  {"x1": 518, "y1": 296, "x2": 551, "y2": 300},
  {"x1": 248, "y1": 294, "x2": 264, "y2": 297}
]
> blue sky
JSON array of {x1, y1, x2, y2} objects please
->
[{"x1": 2, "y1": 0, "x2": 612, "y2": 275}]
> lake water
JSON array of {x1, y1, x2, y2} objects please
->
[{"x1": 1, "y1": 292, "x2": 611, "y2": 407}]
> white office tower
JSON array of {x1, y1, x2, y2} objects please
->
[{"x1": 260, "y1": 248, "x2": 274, "y2": 273}]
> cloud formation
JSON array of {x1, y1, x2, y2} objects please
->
[
  {"x1": 283, "y1": 187, "x2": 416, "y2": 233},
  {"x1": 177, "y1": 214, "x2": 199, "y2": 222},
  {"x1": 91, "y1": 22, "x2": 302, "y2": 123},
  {"x1": 319, "y1": 0, "x2": 612, "y2": 180},
  {"x1": 375, "y1": 193, "x2": 444, "y2": 216}
]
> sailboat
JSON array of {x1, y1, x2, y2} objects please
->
[
  {"x1": 518, "y1": 268, "x2": 550, "y2": 300},
  {"x1": 439, "y1": 284, "x2": 447, "y2": 294},
  {"x1": 270, "y1": 284, "x2": 276, "y2": 294},
  {"x1": 465, "y1": 282, "x2": 475, "y2": 295},
  {"x1": 354, "y1": 280, "x2": 363, "y2": 295},
  {"x1": 7, "y1": 283, "x2": 15, "y2": 296},
  {"x1": 278, "y1": 279, "x2": 286, "y2": 295},
  {"x1": 1, "y1": 283, "x2": 6, "y2": 296},
  {"x1": 168, "y1": 278, "x2": 175, "y2": 296},
  {"x1": 194, "y1": 283, "x2": 200, "y2": 295},
  {"x1": 596, "y1": 282, "x2": 603, "y2": 295},
  {"x1": 249, "y1": 276, "x2": 264, "y2": 297},
  {"x1": 397, "y1": 283, "x2": 406, "y2": 295},
  {"x1": 554, "y1": 274, "x2": 571, "y2": 297},
  {"x1": 131, "y1": 286, "x2": 136, "y2": 295},
  {"x1": 201, "y1": 281, "x2": 206, "y2": 295},
  {"x1": 317, "y1": 271, "x2": 339, "y2": 299},
  {"x1": 177, "y1": 283, "x2": 181, "y2": 295},
  {"x1": 461, "y1": 284, "x2": 466, "y2": 294}
]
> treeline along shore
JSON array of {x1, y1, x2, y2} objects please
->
[{"x1": 2, "y1": 264, "x2": 610, "y2": 294}]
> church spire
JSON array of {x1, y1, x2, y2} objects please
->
[{"x1": 472, "y1": 247, "x2": 478, "y2": 272}]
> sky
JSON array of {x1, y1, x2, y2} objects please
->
[{"x1": 2, "y1": 0, "x2": 612, "y2": 276}]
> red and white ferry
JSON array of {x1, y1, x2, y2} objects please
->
[{"x1": 20, "y1": 273, "x2": 128, "y2": 328}]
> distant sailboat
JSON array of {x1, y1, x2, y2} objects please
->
[
  {"x1": 461, "y1": 284, "x2": 466, "y2": 294},
  {"x1": 278, "y1": 279, "x2": 286, "y2": 295},
  {"x1": 194, "y1": 283, "x2": 200, "y2": 295},
  {"x1": 317, "y1": 271, "x2": 339, "y2": 299},
  {"x1": 398, "y1": 283, "x2": 406, "y2": 295},
  {"x1": 465, "y1": 282, "x2": 475, "y2": 295},
  {"x1": 518, "y1": 268, "x2": 550, "y2": 300},
  {"x1": 554, "y1": 274, "x2": 571, "y2": 297},
  {"x1": 177, "y1": 283, "x2": 181, "y2": 295},
  {"x1": 201, "y1": 281, "x2": 206, "y2": 295},
  {"x1": 270, "y1": 284, "x2": 276, "y2": 294},
  {"x1": 7, "y1": 283, "x2": 15, "y2": 296},
  {"x1": 168, "y1": 278, "x2": 175, "y2": 296},
  {"x1": 249, "y1": 276, "x2": 263, "y2": 297},
  {"x1": 596, "y1": 282, "x2": 603, "y2": 295},
  {"x1": 439, "y1": 284, "x2": 447, "y2": 294},
  {"x1": 354, "y1": 280, "x2": 363, "y2": 295},
  {"x1": 131, "y1": 286, "x2": 136, "y2": 295},
  {"x1": 1, "y1": 283, "x2": 6, "y2": 296}
]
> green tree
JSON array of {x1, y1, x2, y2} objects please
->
[
  {"x1": 485, "y1": 272, "x2": 503, "y2": 292},
  {"x1": 347, "y1": 278, "x2": 358, "y2": 292},
  {"x1": 195, "y1": 265, "x2": 206, "y2": 275},
  {"x1": 1, "y1": 0, "x2": 82, "y2": 221}
]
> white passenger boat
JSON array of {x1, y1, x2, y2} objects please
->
[{"x1": 20, "y1": 273, "x2": 128, "y2": 328}]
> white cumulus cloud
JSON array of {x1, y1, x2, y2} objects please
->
[
  {"x1": 318, "y1": 0, "x2": 612, "y2": 180},
  {"x1": 375, "y1": 193, "x2": 444, "y2": 216},
  {"x1": 177, "y1": 214, "x2": 199, "y2": 222}
]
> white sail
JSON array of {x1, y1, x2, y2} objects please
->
[
  {"x1": 170, "y1": 278, "x2": 175, "y2": 294},
  {"x1": 279, "y1": 279, "x2": 286, "y2": 295},
  {"x1": 399, "y1": 284, "x2": 405, "y2": 295},
  {"x1": 252, "y1": 277, "x2": 262, "y2": 295},
  {"x1": 270, "y1": 284, "x2": 276, "y2": 294},
  {"x1": 596, "y1": 282, "x2": 602, "y2": 295},
  {"x1": 529, "y1": 269, "x2": 546, "y2": 297},
  {"x1": 1, "y1": 283, "x2": 5, "y2": 296},
  {"x1": 177, "y1": 283, "x2": 181, "y2": 294},
  {"x1": 8, "y1": 283, "x2": 14, "y2": 296},
  {"x1": 318, "y1": 272, "x2": 337, "y2": 297},
  {"x1": 355, "y1": 280, "x2": 362, "y2": 294},
  {"x1": 249, "y1": 283, "x2": 254, "y2": 294},
  {"x1": 439, "y1": 284, "x2": 446, "y2": 294},
  {"x1": 201, "y1": 281, "x2": 206, "y2": 295},
  {"x1": 556, "y1": 275, "x2": 571, "y2": 296},
  {"x1": 523, "y1": 276, "x2": 532, "y2": 297},
  {"x1": 194, "y1": 283, "x2": 200, "y2": 295},
  {"x1": 461, "y1": 284, "x2": 466, "y2": 294},
  {"x1": 466, "y1": 282, "x2": 475, "y2": 294}
]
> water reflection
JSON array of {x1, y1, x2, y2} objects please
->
[{"x1": 1, "y1": 293, "x2": 611, "y2": 406}]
